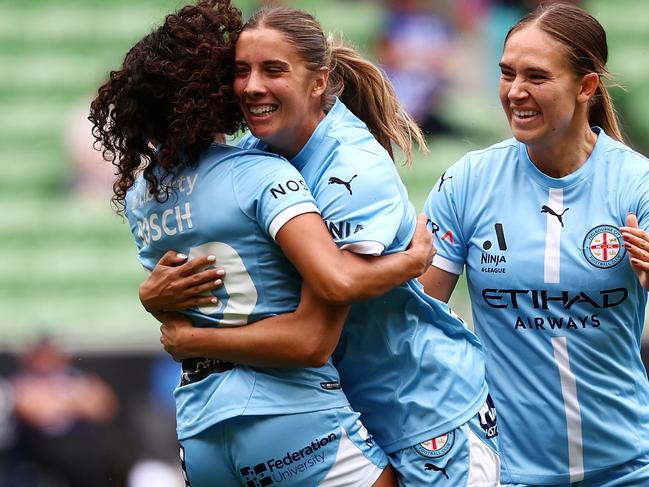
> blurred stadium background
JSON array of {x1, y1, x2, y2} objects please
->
[{"x1": 0, "y1": 0, "x2": 647, "y2": 485}]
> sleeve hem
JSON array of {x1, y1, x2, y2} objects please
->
[
  {"x1": 340, "y1": 241, "x2": 385, "y2": 256},
  {"x1": 269, "y1": 203, "x2": 320, "y2": 240},
  {"x1": 433, "y1": 255, "x2": 463, "y2": 275}
]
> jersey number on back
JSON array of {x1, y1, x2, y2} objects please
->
[{"x1": 189, "y1": 242, "x2": 258, "y2": 326}]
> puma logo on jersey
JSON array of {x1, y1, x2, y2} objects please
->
[
  {"x1": 424, "y1": 458, "x2": 451, "y2": 479},
  {"x1": 328, "y1": 175, "x2": 357, "y2": 195},
  {"x1": 437, "y1": 171, "x2": 452, "y2": 191},
  {"x1": 541, "y1": 205, "x2": 569, "y2": 227}
]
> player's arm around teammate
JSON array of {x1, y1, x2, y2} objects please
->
[
  {"x1": 139, "y1": 5, "x2": 498, "y2": 485},
  {"x1": 146, "y1": 212, "x2": 435, "y2": 366},
  {"x1": 142, "y1": 210, "x2": 434, "y2": 315},
  {"x1": 89, "y1": 2, "x2": 400, "y2": 485}
]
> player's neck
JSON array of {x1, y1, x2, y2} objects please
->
[{"x1": 527, "y1": 127, "x2": 597, "y2": 179}]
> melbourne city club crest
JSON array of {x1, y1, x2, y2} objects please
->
[
  {"x1": 414, "y1": 431, "x2": 455, "y2": 459},
  {"x1": 583, "y1": 225, "x2": 625, "y2": 269}
]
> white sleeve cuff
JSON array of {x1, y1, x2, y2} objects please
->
[
  {"x1": 433, "y1": 254, "x2": 464, "y2": 275},
  {"x1": 340, "y1": 241, "x2": 385, "y2": 256},
  {"x1": 269, "y1": 203, "x2": 320, "y2": 240}
]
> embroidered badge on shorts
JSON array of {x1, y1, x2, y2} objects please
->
[
  {"x1": 413, "y1": 431, "x2": 455, "y2": 459},
  {"x1": 583, "y1": 225, "x2": 625, "y2": 269}
]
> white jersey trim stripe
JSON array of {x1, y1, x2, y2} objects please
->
[
  {"x1": 544, "y1": 189, "x2": 563, "y2": 283},
  {"x1": 268, "y1": 203, "x2": 320, "y2": 240},
  {"x1": 340, "y1": 241, "x2": 385, "y2": 256},
  {"x1": 433, "y1": 254, "x2": 464, "y2": 275},
  {"x1": 551, "y1": 336, "x2": 584, "y2": 483}
]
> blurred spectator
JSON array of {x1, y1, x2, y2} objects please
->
[
  {"x1": 377, "y1": 0, "x2": 458, "y2": 136},
  {"x1": 6, "y1": 339, "x2": 119, "y2": 487}
]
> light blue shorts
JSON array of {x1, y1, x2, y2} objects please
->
[
  {"x1": 389, "y1": 395, "x2": 501, "y2": 486},
  {"x1": 504, "y1": 450, "x2": 649, "y2": 487},
  {"x1": 179, "y1": 406, "x2": 388, "y2": 486}
]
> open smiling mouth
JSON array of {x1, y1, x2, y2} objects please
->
[
  {"x1": 248, "y1": 105, "x2": 278, "y2": 116},
  {"x1": 512, "y1": 109, "x2": 539, "y2": 119}
]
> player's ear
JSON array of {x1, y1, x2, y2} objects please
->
[
  {"x1": 579, "y1": 72, "x2": 599, "y2": 104},
  {"x1": 311, "y1": 67, "x2": 329, "y2": 97}
]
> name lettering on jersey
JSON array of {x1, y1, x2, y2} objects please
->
[
  {"x1": 239, "y1": 433, "x2": 336, "y2": 484},
  {"x1": 324, "y1": 220, "x2": 364, "y2": 240},
  {"x1": 136, "y1": 202, "x2": 193, "y2": 244},
  {"x1": 269, "y1": 179, "x2": 309, "y2": 199},
  {"x1": 482, "y1": 287, "x2": 628, "y2": 332},
  {"x1": 131, "y1": 173, "x2": 198, "y2": 209}
]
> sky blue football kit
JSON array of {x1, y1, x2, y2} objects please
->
[
  {"x1": 125, "y1": 144, "x2": 388, "y2": 486},
  {"x1": 424, "y1": 128, "x2": 649, "y2": 485},
  {"x1": 240, "y1": 99, "x2": 500, "y2": 486}
]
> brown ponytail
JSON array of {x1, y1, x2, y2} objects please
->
[{"x1": 325, "y1": 37, "x2": 427, "y2": 165}]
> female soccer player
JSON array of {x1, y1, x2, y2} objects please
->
[
  {"x1": 422, "y1": 3, "x2": 649, "y2": 485},
  {"x1": 142, "y1": 6, "x2": 501, "y2": 486},
  {"x1": 89, "y1": 2, "x2": 410, "y2": 485}
]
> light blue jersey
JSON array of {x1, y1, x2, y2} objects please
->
[
  {"x1": 424, "y1": 128, "x2": 649, "y2": 484},
  {"x1": 240, "y1": 99, "x2": 488, "y2": 454},
  {"x1": 125, "y1": 143, "x2": 350, "y2": 440}
]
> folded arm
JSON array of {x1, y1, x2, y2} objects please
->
[{"x1": 160, "y1": 282, "x2": 349, "y2": 368}]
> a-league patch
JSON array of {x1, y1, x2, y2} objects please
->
[
  {"x1": 583, "y1": 225, "x2": 625, "y2": 269},
  {"x1": 413, "y1": 431, "x2": 455, "y2": 459}
]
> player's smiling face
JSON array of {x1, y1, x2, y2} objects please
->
[
  {"x1": 498, "y1": 25, "x2": 586, "y2": 157},
  {"x1": 234, "y1": 27, "x2": 327, "y2": 159}
]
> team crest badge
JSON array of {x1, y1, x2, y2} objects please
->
[
  {"x1": 413, "y1": 431, "x2": 455, "y2": 459},
  {"x1": 583, "y1": 225, "x2": 625, "y2": 269}
]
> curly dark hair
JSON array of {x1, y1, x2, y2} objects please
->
[{"x1": 89, "y1": 0, "x2": 244, "y2": 213}]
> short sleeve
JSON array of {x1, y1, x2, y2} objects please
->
[
  {"x1": 232, "y1": 151, "x2": 319, "y2": 240},
  {"x1": 315, "y1": 146, "x2": 405, "y2": 256},
  {"x1": 423, "y1": 157, "x2": 469, "y2": 275}
]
